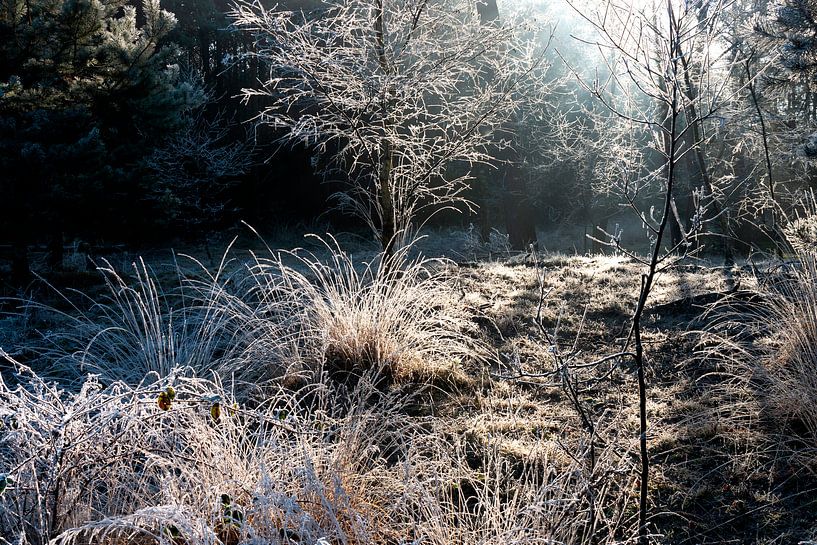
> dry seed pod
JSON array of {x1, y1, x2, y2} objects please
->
[{"x1": 210, "y1": 403, "x2": 221, "y2": 422}]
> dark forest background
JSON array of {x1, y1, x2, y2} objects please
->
[
  {"x1": 1, "y1": 0, "x2": 336, "y2": 285},
  {"x1": 4, "y1": 0, "x2": 817, "y2": 287}
]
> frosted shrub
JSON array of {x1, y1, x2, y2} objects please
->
[
  {"x1": 0, "y1": 354, "x2": 405, "y2": 545},
  {"x1": 0, "y1": 359, "x2": 216, "y2": 544}
]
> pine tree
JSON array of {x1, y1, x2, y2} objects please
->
[
  {"x1": 754, "y1": 0, "x2": 817, "y2": 160},
  {"x1": 770, "y1": 0, "x2": 817, "y2": 78},
  {"x1": 0, "y1": 0, "x2": 204, "y2": 282}
]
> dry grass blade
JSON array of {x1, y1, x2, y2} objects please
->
[{"x1": 695, "y1": 251, "x2": 817, "y2": 470}]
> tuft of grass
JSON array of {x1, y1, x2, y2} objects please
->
[
  {"x1": 11, "y1": 254, "x2": 299, "y2": 387},
  {"x1": 248, "y1": 235, "x2": 486, "y2": 386},
  {"x1": 10, "y1": 236, "x2": 485, "y2": 393},
  {"x1": 753, "y1": 257, "x2": 817, "y2": 443},
  {"x1": 696, "y1": 253, "x2": 817, "y2": 466}
]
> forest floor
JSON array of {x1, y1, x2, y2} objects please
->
[
  {"x1": 2, "y1": 229, "x2": 817, "y2": 544},
  {"x1": 449, "y1": 253, "x2": 817, "y2": 544}
]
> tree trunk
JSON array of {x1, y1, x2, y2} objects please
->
[
  {"x1": 746, "y1": 57, "x2": 783, "y2": 253},
  {"x1": 374, "y1": 0, "x2": 396, "y2": 256},
  {"x1": 475, "y1": 0, "x2": 500, "y2": 243},
  {"x1": 503, "y1": 169, "x2": 537, "y2": 251},
  {"x1": 379, "y1": 140, "x2": 396, "y2": 256},
  {"x1": 679, "y1": 16, "x2": 733, "y2": 264},
  {"x1": 478, "y1": 202, "x2": 491, "y2": 243},
  {"x1": 8, "y1": 170, "x2": 31, "y2": 285},
  {"x1": 200, "y1": 28, "x2": 213, "y2": 85},
  {"x1": 472, "y1": 174, "x2": 493, "y2": 243}
]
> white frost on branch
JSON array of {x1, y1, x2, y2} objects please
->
[{"x1": 231, "y1": 0, "x2": 553, "y2": 247}]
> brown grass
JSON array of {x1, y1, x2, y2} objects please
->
[{"x1": 7, "y1": 243, "x2": 817, "y2": 545}]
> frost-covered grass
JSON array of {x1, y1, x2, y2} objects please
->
[
  {"x1": 0, "y1": 239, "x2": 635, "y2": 545},
  {"x1": 11, "y1": 237, "x2": 817, "y2": 544},
  {"x1": 698, "y1": 254, "x2": 817, "y2": 466},
  {"x1": 0, "y1": 352, "x2": 630, "y2": 545},
  {"x1": 249, "y1": 236, "x2": 484, "y2": 385},
  {"x1": 9, "y1": 236, "x2": 482, "y2": 391}
]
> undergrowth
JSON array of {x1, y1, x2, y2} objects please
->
[
  {"x1": 247, "y1": 236, "x2": 483, "y2": 386},
  {"x1": 0, "y1": 353, "x2": 631, "y2": 545},
  {"x1": 7, "y1": 236, "x2": 482, "y2": 391},
  {"x1": 0, "y1": 238, "x2": 639, "y2": 545}
]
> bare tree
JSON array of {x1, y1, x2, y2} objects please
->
[
  {"x1": 564, "y1": 0, "x2": 740, "y2": 542},
  {"x1": 145, "y1": 109, "x2": 253, "y2": 228},
  {"x1": 715, "y1": 0, "x2": 817, "y2": 252},
  {"x1": 230, "y1": 0, "x2": 551, "y2": 254}
]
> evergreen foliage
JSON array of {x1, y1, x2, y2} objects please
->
[
  {"x1": 769, "y1": 0, "x2": 817, "y2": 78},
  {"x1": 0, "y1": 0, "x2": 204, "y2": 271},
  {"x1": 755, "y1": 0, "x2": 817, "y2": 160}
]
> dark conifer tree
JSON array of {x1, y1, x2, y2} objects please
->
[{"x1": 0, "y1": 0, "x2": 204, "y2": 282}]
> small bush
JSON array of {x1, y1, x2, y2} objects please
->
[{"x1": 0, "y1": 354, "x2": 404, "y2": 545}]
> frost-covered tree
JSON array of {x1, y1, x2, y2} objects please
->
[
  {"x1": 231, "y1": 0, "x2": 551, "y2": 254},
  {"x1": 566, "y1": 0, "x2": 740, "y2": 540},
  {"x1": 755, "y1": 0, "x2": 817, "y2": 158},
  {"x1": 761, "y1": 0, "x2": 817, "y2": 80},
  {"x1": 144, "y1": 109, "x2": 252, "y2": 229},
  {"x1": 0, "y1": 0, "x2": 204, "y2": 280}
]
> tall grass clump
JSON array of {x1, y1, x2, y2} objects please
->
[
  {"x1": 246, "y1": 235, "x2": 484, "y2": 386},
  {"x1": 751, "y1": 256, "x2": 817, "y2": 442},
  {"x1": 10, "y1": 235, "x2": 485, "y2": 392},
  {"x1": 697, "y1": 244, "x2": 817, "y2": 464},
  {"x1": 13, "y1": 254, "x2": 300, "y2": 387}
]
